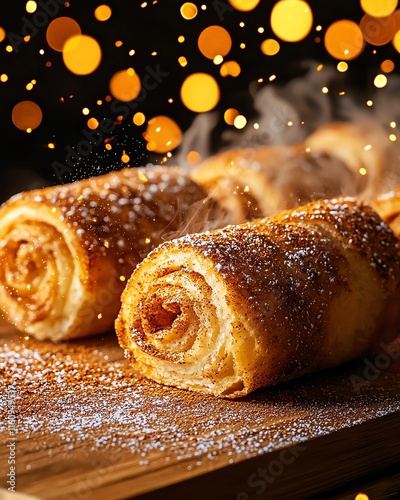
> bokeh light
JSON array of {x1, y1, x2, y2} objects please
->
[
  {"x1": 46, "y1": 17, "x2": 82, "y2": 52},
  {"x1": 87, "y1": 117, "x2": 99, "y2": 129},
  {"x1": 392, "y1": 30, "x2": 400, "y2": 52},
  {"x1": 261, "y1": 38, "x2": 280, "y2": 55},
  {"x1": 95, "y1": 5, "x2": 112, "y2": 21},
  {"x1": 220, "y1": 61, "x2": 241, "y2": 77},
  {"x1": 228, "y1": 0, "x2": 260, "y2": 11},
  {"x1": 198, "y1": 25, "x2": 232, "y2": 59},
  {"x1": 62, "y1": 35, "x2": 102, "y2": 75},
  {"x1": 142, "y1": 115, "x2": 182, "y2": 153},
  {"x1": 381, "y1": 59, "x2": 395, "y2": 72},
  {"x1": 180, "y1": 73, "x2": 220, "y2": 112},
  {"x1": 26, "y1": 1, "x2": 37, "y2": 13},
  {"x1": 133, "y1": 112, "x2": 146, "y2": 126},
  {"x1": 0, "y1": 27, "x2": 5, "y2": 42},
  {"x1": 360, "y1": 14, "x2": 397, "y2": 46},
  {"x1": 109, "y1": 68, "x2": 141, "y2": 102},
  {"x1": 271, "y1": 0, "x2": 313, "y2": 42},
  {"x1": 374, "y1": 74, "x2": 388, "y2": 88},
  {"x1": 361, "y1": 0, "x2": 397, "y2": 18},
  {"x1": 324, "y1": 20, "x2": 364, "y2": 60},
  {"x1": 224, "y1": 108, "x2": 240, "y2": 125},
  {"x1": 180, "y1": 3, "x2": 198, "y2": 20},
  {"x1": 12, "y1": 101, "x2": 43, "y2": 131},
  {"x1": 337, "y1": 61, "x2": 348, "y2": 72}
]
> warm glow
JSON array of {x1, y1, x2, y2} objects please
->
[
  {"x1": 180, "y1": 2, "x2": 198, "y2": 19},
  {"x1": 355, "y1": 494, "x2": 369, "y2": 500},
  {"x1": 26, "y1": 1, "x2": 37, "y2": 13},
  {"x1": 62, "y1": 35, "x2": 102, "y2": 75},
  {"x1": 374, "y1": 74, "x2": 388, "y2": 88},
  {"x1": 12, "y1": 101, "x2": 43, "y2": 131},
  {"x1": 224, "y1": 108, "x2": 239, "y2": 125},
  {"x1": 271, "y1": 0, "x2": 313, "y2": 42},
  {"x1": 178, "y1": 35, "x2": 185, "y2": 43},
  {"x1": 178, "y1": 56, "x2": 188, "y2": 67},
  {"x1": 87, "y1": 117, "x2": 99, "y2": 129},
  {"x1": 0, "y1": 27, "x2": 5, "y2": 42},
  {"x1": 121, "y1": 153, "x2": 130, "y2": 163},
  {"x1": 392, "y1": 30, "x2": 400, "y2": 52},
  {"x1": 1, "y1": 74, "x2": 8, "y2": 82},
  {"x1": 133, "y1": 112, "x2": 146, "y2": 126},
  {"x1": 337, "y1": 61, "x2": 348, "y2": 72},
  {"x1": 324, "y1": 20, "x2": 364, "y2": 60},
  {"x1": 261, "y1": 38, "x2": 280, "y2": 55},
  {"x1": 46, "y1": 17, "x2": 81, "y2": 52},
  {"x1": 181, "y1": 73, "x2": 220, "y2": 112},
  {"x1": 198, "y1": 25, "x2": 232, "y2": 59},
  {"x1": 234, "y1": 115, "x2": 247, "y2": 129},
  {"x1": 143, "y1": 115, "x2": 182, "y2": 153},
  {"x1": 381, "y1": 59, "x2": 395, "y2": 72},
  {"x1": 361, "y1": 0, "x2": 397, "y2": 18},
  {"x1": 228, "y1": 0, "x2": 260, "y2": 11},
  {"x1": 95, "y1": 5, "x2": 112, "y2": 21},
  {"x1": 220, "y1": 60, "x2": 241, "y2": 77},
  {"x1": 109, "y1": 68, "x2": 141, "y2": 101},
  {"x1": 360, "y1": 14, "x2": 397, "y2": 45},
  {"x1": 186, "y1": 150, "x2": 202, "y2": 165}
]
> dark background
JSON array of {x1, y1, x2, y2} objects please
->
[{"x1": 0, "y1": 0, "x2": 399, "y2": 202}]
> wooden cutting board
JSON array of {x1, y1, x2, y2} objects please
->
[{"x1": 1, "y1": 319, "x2": 400, "y2": 500}]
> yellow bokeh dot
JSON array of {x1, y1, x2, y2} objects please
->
[
  {"x1": 271, "y1": 0, "x2": 313, "y2": 42},
  {"x1": 337, "y1": 61, "x2": 348, "y2": 72},
  {"x1": 26, "y1": 1, "x2": 37, "y2": 13},
  {"x1": 178, "y1": 56, "x2": 188, "y2": 67},
  {"x1": 0, "y1": 27, "x2": 5, "y2": 42},
  {"x1": 361, "y1": 0, "x2": 397, "y2": 18},
  {"x1": 133, "y1": 112, "x2": 146, "y2": 126},
  {"x1": 355, "y1": 494, "x2": 369, "y2": 500},
  {"x1": 220, "y1": 60, "x2": 241, "y2": 77},
  {"x1": 261, "y1": 38, "x2": 280, "y2": 55},
  {"x1": 46, "y1": 17, "x2": 81, "y2": 52},
  {"x1": 87, "y1": 117, "x2": 99, "y2": 129},
  {"x1": 234, "y1": 115, "x2": 247, "y2": 129},
  {"x1": 324, "y1": 20, "x2": 364, "y2": 60},
  {"x1": 95, "y1": 5, "x2": 112, "y2": 21},
  {"x1": 142, "y1": 116, "x2": 182, "y2": 153},
  {"x1": 12, "y1": 100, "x2": 43, "y2": 131},
  {"x1": 121, "y1": 153, "x2": 130, "y2": 163},
  {"x1": 381, "y1": 59, "x2": 395, "y2": 72},
  {"x1": 228, "y1": 0, "x2": 260, "y2": 11},
  {"x1": 181, "y1": 73, "x2": 220, "y2": 112},
  {"x1": 109, "y1": 68, "x2": 141, "y2": 102},
  {"x1": 360, "y1": 14, "x2": 397, "y2": 46},
  {"x1": 224, "y1": 108, "x2": 239, "y2": 125},
  {"x1": 393, "y1": 30, "x2": 400, "y2": 52},
  {"x1": 198, "y1": 25, "x2": 232, "y2": 59},
  {"x1": 180, "y1": 2, "x2": 198, "y2": 20},
  {"x1": 62, "y1": 35, "x2": 101, "y2": 74},
  {"x1": 374, "y1": 74, "x2": 388, "y2": 88},
  {"x1": 186, "y1": 150, "x2": 202, "y2": 165},
  {"x1": 1, "y1": 74, "x2": 8, "y2": 82}
]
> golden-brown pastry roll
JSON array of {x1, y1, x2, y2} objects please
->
[
  {"x1": 304, "y1": 121, "x2": 393, "y2": 200},
  {"x1": 0, "y1": 166, "x2": 215, "y2": 341},
  {"x1": 191, "y1": 136, "x2": 366, "y2": 223},
  {"x1": 372, "y1": 189, "x2": 400, "y2": 239},
  {"x1": 116, "y1": 198, "x2": 400, "y2": 398}
]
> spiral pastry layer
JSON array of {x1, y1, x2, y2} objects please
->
[
  {"x1": 116, "y1": 198, "x2": 400, "y2": 398},
  {"x1": 0, "y1": 166, "x2": 212, "y2": 340}
]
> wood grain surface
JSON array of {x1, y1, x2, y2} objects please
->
[{"x1": 1, "y1": 318, "x2": 400, "y2": 500}]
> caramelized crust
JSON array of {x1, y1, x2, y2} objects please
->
[
  {"x1": 0, "y1": 166, "x2": 214, "y2": 341},
  {"x1": 116, "y1": 198, "x2": 400, "y2": 398},
  {"x1": 372, "y1": 189, "x2": 400, "y2": 240}
]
